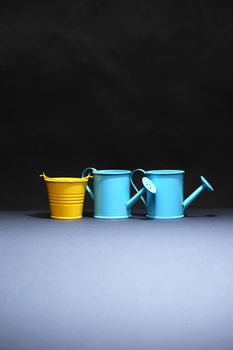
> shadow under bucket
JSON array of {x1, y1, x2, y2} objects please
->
[{"x1": 40, "y1": 172, "x2": 91, "y2": 220}]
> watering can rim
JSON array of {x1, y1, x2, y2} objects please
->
[
  {"x1": 92, "y1": 169, "x2": 131, "y2": 175},
  {"x1": 146, "y1": 169, "x2": 185, "y2": 175},
  {"x1": 40, "y1": 173, "x2": 91, "y2": 183}
]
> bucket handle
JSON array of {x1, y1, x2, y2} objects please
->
[
  {"x1": 130, "y1": 168, "x2": 147, "y2": 207},
  {"x1": 82, "y1": 167, "x2": 96, "y2": 200},
  {"x1": 40, "y1": 172, "x2": 47, "y2": 180}
]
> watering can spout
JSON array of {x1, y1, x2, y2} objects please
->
[
  {"x1": 183, "y1": 176, "x2": 214, "y2": 209},
  {"x1": 82, "y1": 168, "x2": 96, "y2": 200},
  {"x1": 126, "y1": 177, "x2": 156, "y2": 211},
  {"x1": 85, "y1": 178, "x2": 94, "y2": 200}
]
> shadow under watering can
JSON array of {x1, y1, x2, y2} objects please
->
[
  {"x1": 82, "y1": 168, "x2": 156, "y2": 219},
  {"x1": 131, "y1": 169, "x2": 214, "y2": 219}
]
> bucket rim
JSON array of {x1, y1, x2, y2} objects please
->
[
  {"x1": 41, "y1": 174, "x2": 90, "y2": 183},
  {"x1": 146, "y1": 169, "x2": 185, "y2": 175},
  {"x1": 93, "y1": 169, "x2": 131, "y2": 175}
]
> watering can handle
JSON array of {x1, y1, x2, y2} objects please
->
[
  {"x1": 130, "y1": 168, "x2": 147, "y2": 207},
  {"x1": 82, "y1": 167, "x2": 96, "y2": 200}
]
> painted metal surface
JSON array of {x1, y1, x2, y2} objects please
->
[
  {"x1": 131, "y1": 169, "x2": 214, "y2": 219},
  {"x1": 40, "y1": 173, "x2": 90, "y2": 219},
  {"x1": 82, "y1": 168, "x2": 155, "y2": 219}
]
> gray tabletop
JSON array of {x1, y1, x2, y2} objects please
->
[{"x1": 0, "y1": 209, "x2": 233, "y2": 350}]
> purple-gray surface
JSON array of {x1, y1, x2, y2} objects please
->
[{"x1": 0, "y1": 209, "x2": 233, "y2": 350}]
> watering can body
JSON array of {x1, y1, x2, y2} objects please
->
[
  {"x1": 146, "y1": 170, "x2": 185, "y2": 219},
  {"x1": 131, "y1": 169, "x2": 214, "y2": 219},
  {"x1": 82, "y1": 168, "x2": 155, "y2": 219},
  {"x1": 82, "y1": 168, "x2": 132, "y2": 219}
]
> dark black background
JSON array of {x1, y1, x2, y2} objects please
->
[{"x1": 0, "y1": 0, "x2": 233, "y2": 211}]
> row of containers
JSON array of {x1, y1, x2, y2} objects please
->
[{"x1": 40, "y1": 168, "x2": 214, "y2": 220}]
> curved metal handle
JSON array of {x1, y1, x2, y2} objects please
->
[
  {"x1": 130, "y1": 168, "x2": 147, "y2": 207},
  {"x1": 82, "y1": 167, "x2": 96, "y2": 200},
  {"x1": 39, "y1": 172, "x2": 46, "y2": 180}
]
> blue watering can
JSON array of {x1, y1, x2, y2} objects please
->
[
  {"x1": 131, "y1": 169, "x2": 214, "y2": 219},
  {"x1": 82, "y1": 168, "x2": 156, "y2": 219}
]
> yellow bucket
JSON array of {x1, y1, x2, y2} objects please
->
[{"x1": 40, "y1": 172, "x2": 91, "y2": 220}]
